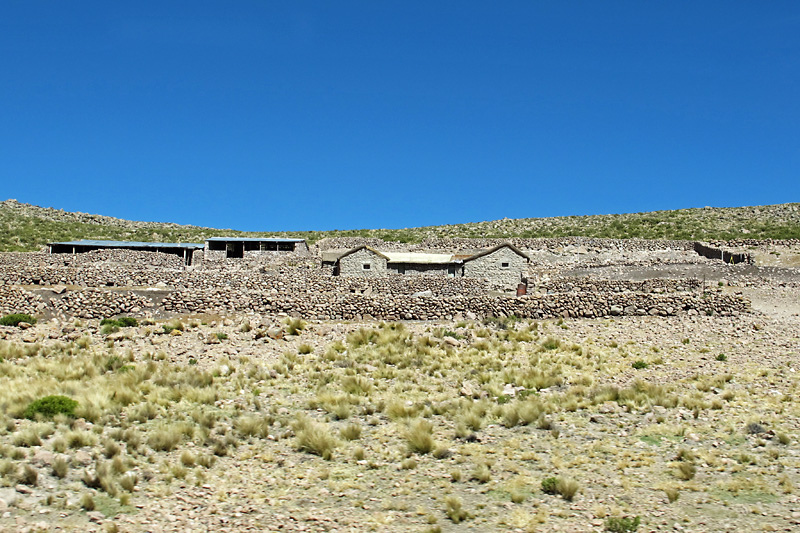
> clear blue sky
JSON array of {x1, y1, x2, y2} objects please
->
[{"x1": 1, "y1": 2, "x2": 798, "y2": 232}]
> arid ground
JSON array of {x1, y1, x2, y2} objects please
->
[{"x1": 1, "y1": 257, "x2": 799, "y2": 533}]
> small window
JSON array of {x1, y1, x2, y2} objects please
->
[
  {"x1": 363, "y1": 263, "x2": 371, "y2": 270},
  {"x1": 501, "y1": 262, "x2": 510, "y2": 268}
]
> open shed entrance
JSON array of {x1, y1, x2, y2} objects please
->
[{"x1": 226, "y1": 242, "x2": 244, "y2": 258}]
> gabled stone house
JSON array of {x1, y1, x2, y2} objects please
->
[
  {"x1": 334, "y1": 246, "x2": 389, "y2": 277},
  {"x1": 461, "y1": 243, "x2": 529, "y2": 289}
]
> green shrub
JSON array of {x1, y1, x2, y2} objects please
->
[
  {"x1": 632, "y1": 360, "x2": 648, "y2": 369},
  {"x1": 716, "y1": 353, "x2": 727, "y2": 361},
  {"x1": 101, "y1": 317, "x2": 138, "y2": 328},
  {"x1": 0, "y1": 314, "x2": 36, "y2": 327},
  {"x1": 541, "y1": 477, "x2": 558, "y2": 494},
  {"x1": 117, "y1": 317, "x2": 138, "y2": 327},
  {"x1": 23, "y1": 395, "x2": 78, "y2": 419},
  {"x1": 605, "y1": 516, "x2": 640, "y2": 532}
]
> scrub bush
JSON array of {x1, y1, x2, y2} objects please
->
[
  {"x1": 23, "y1": 395, "x2": 78, "y2": 419},
  {"x1": 0, "y1": 313, "x2": 36, "y2": 326}
]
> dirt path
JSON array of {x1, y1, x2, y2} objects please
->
[{"x1": 741, "y1": 286, "x2": 800, "y2": 321}]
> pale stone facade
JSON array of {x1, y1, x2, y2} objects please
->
[
  {"x1": 336, "y1": 247, "x2": 389, "y2": 277},
  {"x1": 462, "y1": 244, "x2": 529, "y2": 289}
]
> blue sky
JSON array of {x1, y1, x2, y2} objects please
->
[{"x1": 1, "y1": 2, "x2": 798, "y2": 232}]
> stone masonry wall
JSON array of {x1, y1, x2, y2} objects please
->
[
  {"x1": 152, "y1": 288, "x2": 751, "y2": 320},
  {"x1": 538, "y1": 278, "x2": 703, "y2": 294},
  {"x1": 0, "y1": 284, "x2": 749, "y2": 322},
  {"x1": 0, "y1": 250, "x2": 185, "y2": 269},
  {"x1": 316, "y1": 237, "x2": 696, "y2": 253},
  {"x1": 0, "y1": 286, "x2": 47, "y2": 316},
  {"x1": 463, "y1": 247, "x2": 528, "y2": 289},
  {"x1": 694, "y1": 242, "x2": 753, "y2": 265},
  {"x1": 338, "y1": 248, "x2": 388, "y2": 277}
]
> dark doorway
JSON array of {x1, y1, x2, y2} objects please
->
[{"x1": 226, "y1": 242, "x2": 244, "y2": 258}]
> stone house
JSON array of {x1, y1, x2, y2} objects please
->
[
  {"x1": 334, "y1": 246, "x2": 389, "y2": 277},
  {"x1": 461, "y1": 243, "x2": 529, "y2": 289}
]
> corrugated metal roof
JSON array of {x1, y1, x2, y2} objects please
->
[
  {"x1": 49, "y1": 240, "x2": 204, "y2": 249},
  {"x1": 205, "y1": 237, "x2": 306, "y2": 243},
  {"x1": 383, "y1": 252, "x2": 456, "y2": 264}
]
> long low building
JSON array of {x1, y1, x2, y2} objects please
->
[
  {"x1": 204, "y1": 237, "x2": 310, "y2": 260},
  {"x1": 48, "y1": 240, "x2": 204, "y2": 265}
]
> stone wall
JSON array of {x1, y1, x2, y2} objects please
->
[
  {"x1": 51, "y1": 289, "x2": 154, "y2": 319},
  {"x1": 0, "y1": 283, "x2": 749, "y2": 322},
  {"x1": 0, "y1": 249, "x2": 186, "y2": 269},
  {"x1": 694, "y1": 242, "x2": 753, "y2": 265},
  {"x1": 709, "y1": 239, "x2": 800, "y2": 248},
  {"x1": 0, "y1": 286, "x2": 46, "y2": 316},
  {"x1": 0, "y1": 259, "x2": 492, "y2": 296},
  {"x1": 463, "y1": 247, "x2": 528, "y2": 289},
  {"x1": 338, "y1": 248, "x2": 388, "y2": 277},
  {"x1": 316, "y1": 237, "x2": 696, "y2": 253},
  {"x1": 121, "y1": 288, "x2": 754, "y2": 320},
  {"x1": 538, "y1": 278, "x2": 703, "y2": 294},
  {"x1": 203, "y1": 249, "x2": 226, "y2": 262}
]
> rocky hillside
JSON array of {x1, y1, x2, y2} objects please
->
[{"x1": 1, "y1": 199, "x2": 799, "y2": 252}]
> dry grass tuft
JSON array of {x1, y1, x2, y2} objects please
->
[
  {"x1": 294, "y1": 417, "x2": 338, "y2": 460},
  {"x1": 405, "y1": 419, "x2": 435, "y2": 454}
]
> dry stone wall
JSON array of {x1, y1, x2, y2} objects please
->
[
  {"x1": 0, "y1": 286, "x2": 46, "y2": 316},
  {"x1": 316, "y1": 237, "x2": 696, "y2": 253},
  {"x1": 709, "y1": 239, "x2": 800, "y2": 248},
  {"x1": 0, "y1": 284, "x2": 748, "y2": 321},
  {"x1": 694, "y1": 242, "x2": 753, "y2": 265},
  {"x1": 158, "y1": 288, "x2": 749, "y2": 320},
  {"x1": 538, "y1": 278, "x2": 703, "y2": 294},
  {"x1": 50, "y1": 289, "x2": 155, "y2": 319},
  {"x1": 0, "y1": 262, "x2": 492, "y2": 297}
]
